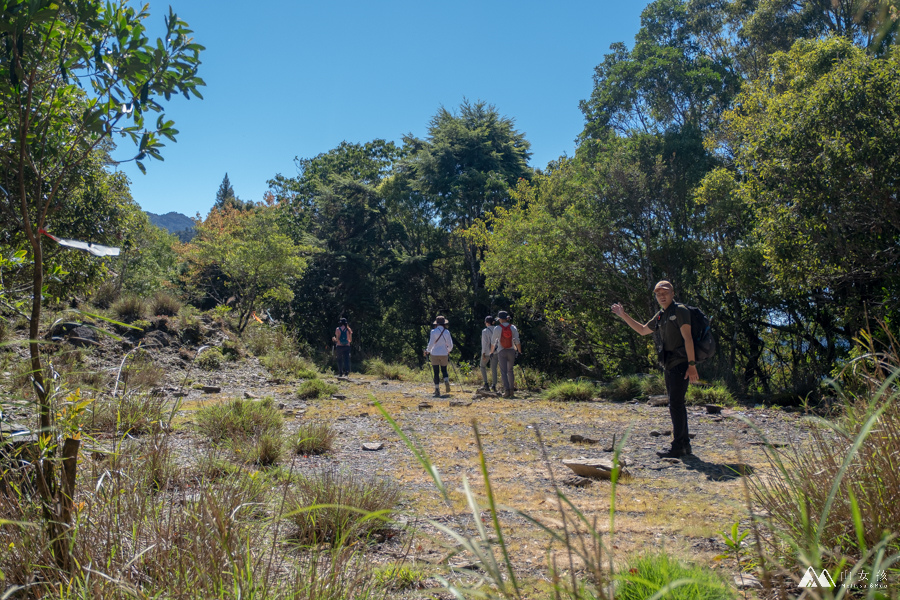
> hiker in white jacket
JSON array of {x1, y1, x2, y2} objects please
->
[{"x1": 424, "y1": 315, "x2": 453, "y2": 397}]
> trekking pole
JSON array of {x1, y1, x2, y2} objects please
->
[
  {"x1": 449, "y1": 360, "x2": 466, "y2": 392},
  {"x1": 517, "y1": 362, "x2": 530, "y2": 393}
]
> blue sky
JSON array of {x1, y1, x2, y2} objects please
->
[{"x1": 119, "y1": 1, "x2": 647, "y2": 218}]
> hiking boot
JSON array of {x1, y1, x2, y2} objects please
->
[
  {"x1": 433, "y1": 386, "x2": 441, "y2": 398},
  {"x1": 491, "y1": 386, "x2": 497, "y2": 393},
  {"x1": 444, "y1": 378, "x2": 451, "y2": 393},
  {"x1": 481, "y1": 383, "x2": 490, "y2": 390},
  {"x1": 656, "y1": 446, "x2": 691, "y2": 459}
]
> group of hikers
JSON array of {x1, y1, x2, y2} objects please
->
[
  {"x1": 331, "y1": 279, "x2": 705, "y2": 460},
  {"x1": 332, "y1": 310, "x2": 523, "y2": 398},
  {"x1": 425, "y1": 311, "x2": 522, "y2": 398}
]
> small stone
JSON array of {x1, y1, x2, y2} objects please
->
[
  {"x1": 563, "y1": 475, "x2": 594, "y2": 488},
  {"x1": 381, "y1": 381, "x2": 389, "y2": 386},
  {"x1": 332, "y1": 394, "x2": 347, "y2": 400},
  {"x1": 449, "y1": 400, "x2": 472, "y2": 407},
  {"x1": 661, "y1": 458, "x2": 680, "y2": 464},
  {"x1": 359, "y1": 412, "x2": 369, "y2": 418},
  {"x1": 418, "y1": 402, "x2": 433, "y2": 410},
  {"x1": 362, "y1": 442, "x2": 384, "y2": 451},
  {"x1": 202, "y1": 385, "x2": 221, "y2": 394},
  {"x1": 173, "y1": 391, "x2": 188, "y2": 398},
  {"x1": 244, "y1": 392, "x2": 256, "y2": 399},
  {"x1": 705, "y1": 404, "x2": 724, "y2": 414},
  {"x1": 284, "y1": 410, "x2": 294, "y2": 417},
  {"x1": 570, "y1": 434, "x2": 599, "y2": 444},
  {"x1": 562, "y1": 457, "x2": 629, "y2": 479},
  {"x1": 650, "y1": 430, "x2": 662, "y2": 437},
  {"x1": 278, "y1": 403, "x2": 286, "y2": 410}
]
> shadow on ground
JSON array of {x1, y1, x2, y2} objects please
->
[{"x1": 681, "y1": 455, "x2": 755, "y2": 481}]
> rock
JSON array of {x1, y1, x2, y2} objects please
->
[
  {"x1": 475, "y1": 389, "x2": 499, "y2": 398},
  {"x1": 749, "y1": 441, "x2": 787, "y2": 448},
  {"x1": 332, "y1": 394, "x2": 347, "y2": 400},
  {"x1": 570, "y1": 434, "x2": 599, "y2": 444},
  {"x1": 358, "y1": 412, "x2": 369, "y2": 418},
  {"x1": 449, "y1": 400, "x2": 472, "y2": 407},
  {"x1": 381, "y1": 381, "x2": 389, "y2": 386},
  {"x1": 142, "y1": 330, "x2": 171, "y2": 348},
  {"x1": 705, "y1": 404, "x2": 724, "y2": 414},
  {"x1": 418, "y1": 402, "x2": 433, "y2": 410},
  {"x1": 244, "y1": 392, "x2": 256, "y2": 399},
  {"x1": 563, "y1": 475, "x2": 594, "y2": 488},
  {"x1": 661, "y1": 458, "x2": 681, "y2": 464},
  {"x1": 202, "y1": 386, "x2": 221, "y2": 394},
  {"x1": 648, "y1": 395, "x2": 669, "y2": 407},
  {"x1": 337, "y1": 376, "x2": 350, "y2": 381},
  {"x1": 362, "y1": 442, "x2": 384, "y2": 451},
  {"x1": 562, "y1": 457, "x2": 629, "y2": 479},
  {"x1": 650, "y1": 430, "x2": 662, "y2": 437},
  {"x1": 278, "y1": 403, "x2": 286, "y2": 410},
  {"x1": 733, "y1": 573, "x2": 762, "y2": 589},
  {"x1": 173, "y1": 391, "x2": 188, "y2": 398}
]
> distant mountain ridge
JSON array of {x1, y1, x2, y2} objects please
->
[{"x1": 146, "y1": 211, "x2": 195, "y2": 242}]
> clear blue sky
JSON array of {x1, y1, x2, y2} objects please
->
[{"x1": 119, "y1": 1, "x2": 647, "y2": 218}]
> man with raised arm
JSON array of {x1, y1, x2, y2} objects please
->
[{"x1": 611, "y1": 280, "x2": 699, "y2": 459}]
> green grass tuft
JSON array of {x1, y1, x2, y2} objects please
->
[
  {"x1": 543, "y1": 381, "x2": 597, "y2": 402},
  {"x1": 615, "y1": 552, "x2": 735, "y2": 600}
]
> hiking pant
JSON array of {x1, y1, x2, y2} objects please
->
[
  {"x1": 498, "y1": 348, "x2": 516, "y2": 391},
  {"x1": 430, "y1": 354, "x2": 449, "y2": 385},
  {"x1": 480, "y1": 353, "x2": 498, "y2": 387},
  {"x1": 664, "y1": 362, "x2": 691, "y2": 450},
  {"x1": 335, "y1": 346, "x2": 351, "y2": 375}
]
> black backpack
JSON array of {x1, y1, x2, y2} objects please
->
[{"x1": 653, "y1": 303, "x2": 716, "y2": 364}]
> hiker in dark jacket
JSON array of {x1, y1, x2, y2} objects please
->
[
  {"x1": 612, "y1": 280, "x2": 698, "y2": 458},
  {"x1": 332, "y1": 318, "x2": 353, "y2": 377}
]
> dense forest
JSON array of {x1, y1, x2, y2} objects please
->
[{"x1": 4, "y1": 0, "x2": 900, "y2": 401}]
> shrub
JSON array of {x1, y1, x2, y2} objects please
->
[
  {"x1": 294, "y1": 421, "x2": 336, "y2": 455},
  {"x1": 120, "y1": 349, "x2": 164, "y2": 390},
  {"x1": 365, "y1": 358, "x2": 412, "y2": 381},
  {"x1": 543, "y1": 381, "x2": 597, "y2": 402},
  {"x1": 615, "y1": 552, "x2": 734, "y2": 600},
  {"x1": 242, "y1": 323, "x2": 296, "y2": 357},
  {"x1": 111, "y1": 295, "x2": 147, "y2": 322},
  {"x1": 91, "y1": 280, "x2": 120, "y2": 309},
  {"x1": 605, "y1": 374, "x2": 642, "y2": 402},
  {"x1": 195, "y1": 397, "x2": 283, "y2": 443},
  {"x1": 261, "y1": 352, "x2": 318, "y2": 380},
  {"x1": 371, "y1": 563, "x2": 427, "y2": 590},
  {"x1": 686, "y1": 383, "x2": 736, "y2": 407},
  {"x1": 639, "y1": 372, "x2": 666, "y2": 396},
  {"x1": 296, "y1": 379, "x2": 338, "y2": 399},
  {"x1": 245, "y1": 433, "x2": 284, "y2": 466},
  {"x1": 288, "y1": 469, "x2": 400, "y2": 546},
  {"x1": 149, "y1": 291, "x2": 181, "y2": 316},
  {"x1": 752, "y1": 387, "x2": 900, "y2": 565},
  {"x1": 196, "y1": 347, "x2": 224, "y2": 371},
  {"x1": 87, "y1": 392, "x2": 167, "y2": 434}
]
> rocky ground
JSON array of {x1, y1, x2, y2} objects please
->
[{"x1": 0, "y1": 318, "x2": 818, "y2": 597}]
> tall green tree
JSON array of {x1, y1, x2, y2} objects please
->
[
  {"x1": 405, "y1": 100, "x2": 532, "y2": 338},
  {"x1": 0, "y1": 0, "x2": 203, "y2": 567},
  {"x1": 699, "y1": 36, "x2": 900, "y2": 387}
]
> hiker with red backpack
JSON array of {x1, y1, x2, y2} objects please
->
[
  {"x1": 332, "y1": 317, "x2": 353, "y2": 377},
  {"x1": 424, "y1": 315, "x2": 454, "y2": 397},
  {"x1": 612, "y1": 280, "x2": 702, "y2": 459},
  {"x1": 490, "y1": 311, "x2": 521, "y2": 398}
]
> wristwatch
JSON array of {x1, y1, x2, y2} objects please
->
[{"x1": 688, "y1": 361, "x2": 696, "y2": 366}]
